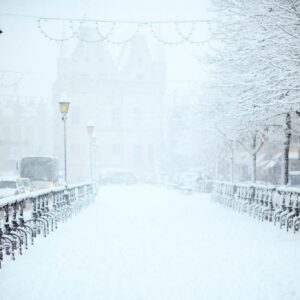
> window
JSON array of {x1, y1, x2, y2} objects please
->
[
  {"x1": 148, "y1": 144, "x2": 154, "y2": 162},
  {"x1": 112, "y1": 108, "x2": 122, "y2": 127},
  {"x1": 134, "y1": 144, "x2": 143, "y2": 163},
  {"x1": 14, "y1": 125, "x2": 21, "y2": 141},
  {"x1": 71, "y1": 106, "x2": 81, "y2": 125},
  {"x1": 4, "y1": 125, "x2": 11, "y2": 141},
  {"x1": 71, "y1": 143, "x2": 81, "y2": 156},
  {"x1": 112, "y1": 144, "x2": 121, "y2": 158},
  {"x1": 133, "y1": 107, "x2": 142, "y2": 127},
  {"x1": 136, "y1": 73, "x2": 143, "y2": 80}
]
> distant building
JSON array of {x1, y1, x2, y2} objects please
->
[
  {"x1": 0, "y1": 94, "x2": 53, "y2": 175},
  {"x1": 53, "y1": 27, "x2": 166, "y2": 182},
  {"x1": 163, "y1": 82, "x2": 204, "y2": 175}
]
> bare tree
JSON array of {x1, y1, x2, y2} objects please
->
[{"x1": 205, "y1": 0, "x2": 300, "y2": 184}]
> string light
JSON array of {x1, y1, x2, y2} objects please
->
[
  {"x1": 73, "y1": 21, "x2": 116, "y2": 43},
  {"x1": 38, "y1": 19, "x2": 78, "y2": 42},
  {"x1": 36, "y1": 17, "x2": 209, "y2": 45},
  {"x1": 104, "y1": 23, "x2": 142, "y2": 45},
  {"x1": 150, "y1": 23, "x2": 185, "y2": 45},
  {"x1": 178, "y1": 22, "x2": 212, "y2": 45},
  {"x1": 150, "y1": 23, "x2": 197, "y2": 45},
  {"x1": 175, "y1": 22, "x2": 196, "y2": 41},
  {"x1": 95, "y1": 22, "x2": 116, "y2": 42},
  {"x1": 1, "y1": 12, "x2": 211, "y2": 45}
]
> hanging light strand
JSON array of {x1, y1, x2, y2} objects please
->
[
  {"x1": 36, "y1": 17, "x2": 210, "y2": 45},
  {"x1": 150, "y1": 22, "x2": 198, "y2": 45},
  {"x1": 1, "y1": 12, "x2": 211, "y2": 45},
  {"x1": 95, "y1": 22, "x2": 116, "y2": 42},
  {"x1": 104, "y1": 23, "x2": 142, "y2": 45},
  {"x1": 150, "y1": 23, "x2": 185, "y2": 45},
  {"x1": 176, "y1": 22, "x2": 212, "y2": 45},
  {"x1": 37, "y1": 18, "x2": 78, "y2": 42},
  {"x1": 1, "y1": 12, "x2": 209, "y2": 24},
  {"x1": 174, "y1": 22, "x2": 196, "y2": 40}
]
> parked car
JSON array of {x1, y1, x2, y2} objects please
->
[
  {"x1": 99, "y1": 169, "x2": 137, "y2": 185},
  {"x1": 20, "y1": 156, "x2": 59, "y2": 190},
  {"x1": 20, "y1": 177, "x2": 32, "y2": 193},
  {"x1": 289, "y1": 171, "x2": 300, "y2": 186},
  {"x1": 0, "y1": 177, "x2": 25, "y2": 198},
  {"x1": 166, "y1": 173, "x2": 181, "y2": 189},
  {"x1": 176, "y1": 172, "x2": 199, "y2": 193}
]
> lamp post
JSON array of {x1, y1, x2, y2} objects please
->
[
  {"x1": 59, "y1": 101, "x2": 70, "y2": 186},
  {"x1": 86, "y1": 123, "x2": 95, "y2": 181},
  {"x1": 92, "y1": 135, "x2": 97, "y2": 183},
  {"x1": 93, "y1": 139, "x2": 99, "y2": 184}
]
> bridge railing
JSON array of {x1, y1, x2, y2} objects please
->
[
  {"x1": 0, "y1": 182, "x2": 96, "y2": 268},
  {"x1": 212, "y1": 181, "x2": 300, "y2": 233}
]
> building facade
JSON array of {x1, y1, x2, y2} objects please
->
[
  {"x1": 53, "y1": 28, "x2": 166, "y2": 182},
  {"x1": 0, "y1": 94, "x2": 53, "y2": 175}
]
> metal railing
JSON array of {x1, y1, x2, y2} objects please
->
[
  {"x1": 0, "y1": 182, "x2": 96, "y2": 268},
  {"x1": 212, "y1": 181, "x2": 300, "y2": 233}
]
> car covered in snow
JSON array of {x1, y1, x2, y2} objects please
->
[
  {"x1": 0, "y1": 177, "x2": 26, "y2": 198},
  {"x1": 176, "y1": 172, "x2": 200, "y2": 193},
  {"x1": 20, "y1": 177, "x2": 32, "y2": 193},
  {"x1": 99, "y1": 169, "x2": 137, "y2": 185},
  {"x1": 20, "y1": 156, "x2": 59, "y2": 190},
  {"x1": 289, "y1": 171, "x2": 300, "y2": 186}
]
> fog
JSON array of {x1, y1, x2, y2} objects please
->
[
  {"x1": 0, "y1": 0, "x2": 211, "y2": 183},
  {"x1": 2, "y1": 0, "x2": 298, "y2": 186},
  {"x1": 2, "y1": 2, "x2": 300, "y2": 299}
]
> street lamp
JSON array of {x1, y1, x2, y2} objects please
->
[
  {"x1": 92, "y1": 135, "x2": 97, "y2": 183},
  {"x1": 93, "y1": 139, "x2": 99, "y2": 183},
  {"x1": 59, "y1": 101, "x2": 70, "y2": 186},
  {"x1": 86, "y1": 123, "x2": 95, "y2": 136},
  {"x1": 86, "y1": 123, "x2": 95, "y2": 181}
]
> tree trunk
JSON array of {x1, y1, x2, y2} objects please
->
[
  {"x1": 215, "y1": 150, "x2": 219, "y2": 181},
  {"x1": 252, "y1": 133, "x2": 257, "y2": 183},
  {"x1": 230, "y1": 140, "x2": 234, "y2": 182},
  {"x1": 252, "y1": 153, "x2": 257, "y2": 183},
  {"x1": 202, "y1": 160, "x2": 206, "y2": 192},
  {"x1": 282, "y1": 113, "x2": 291, "y2": 185}
]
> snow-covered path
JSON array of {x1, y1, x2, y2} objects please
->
[{"x1": 1, "y1": 185, "x2": 300, "y2": 300}]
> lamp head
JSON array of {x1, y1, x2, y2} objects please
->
[
  {"x1": 86, "y1": 122, "x2": 95, "y2": 135},
  {"x1": 59, "y1": 101, "x2": 70, "y2": 114}
]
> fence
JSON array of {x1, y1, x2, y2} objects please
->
[
  {"x1": 212, "y1": 181, "x2": 300, "y2": 233},
  {"x1": 0, "y1": 182, "x2": 96, "y2": 268}
]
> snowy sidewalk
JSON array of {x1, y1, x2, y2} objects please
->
[{"x1": 1, "y1": 185, "x2": 300, "y2": 300}]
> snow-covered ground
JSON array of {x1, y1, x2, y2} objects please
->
[{"x1": 1, "y1": 185, "x2": 300, "y2": 300}]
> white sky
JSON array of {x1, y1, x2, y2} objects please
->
[{"x1": 0, "y1": 0, "x2": 210, "y2": 96}]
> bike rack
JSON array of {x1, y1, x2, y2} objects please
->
[
  {"x1": 211, "y1": 181, "x2": 300, "y2": 234},
  {"x1": 0, "y1": 182, "x2": 96, "y2": 269}
]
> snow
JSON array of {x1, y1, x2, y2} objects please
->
[
  {"x1": 1, "y1": 185, "x2": 300, "y2": 300},
  {"x1": 264, "y1": 160, "x2": 277, "y2": 170}
]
